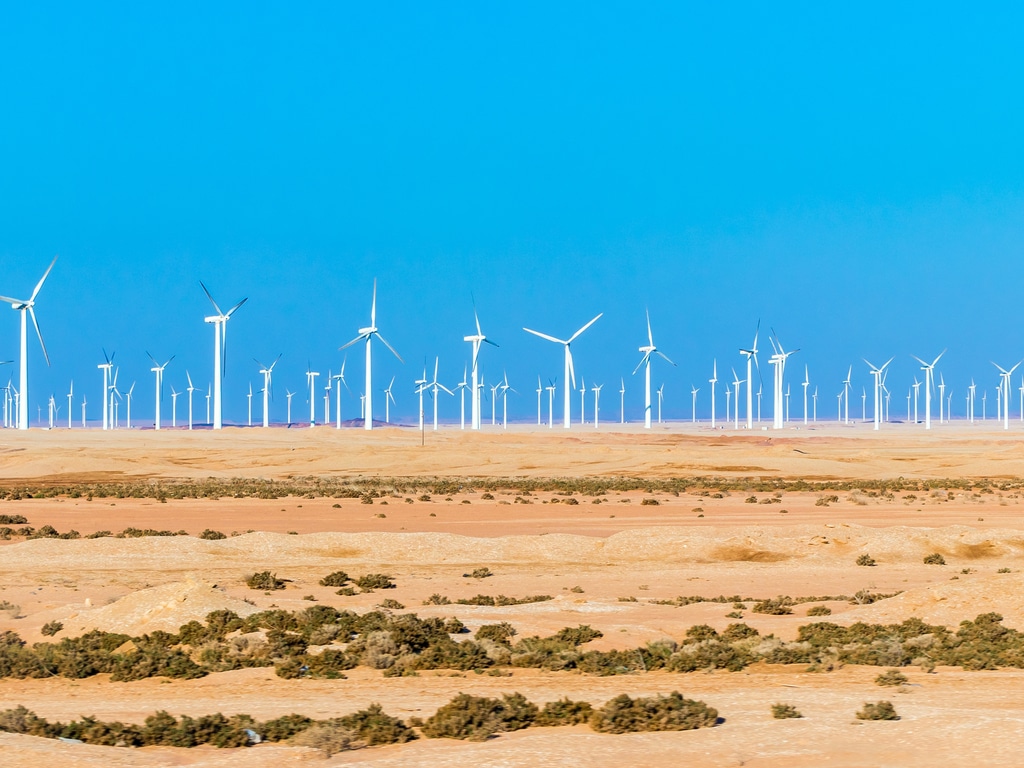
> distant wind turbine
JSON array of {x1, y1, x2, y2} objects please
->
[
  {"x1": 305, "y1": 366, "x2": 319, "y2": 427},
  {"x1": 632, "y1": 310, "x2": 675, "y2": 430},
  {"x1": 147, "y1": 352, "x2": 173, "y2": 431},
  {"x1": 911, "y1": 350, "x2": 945, "y2": 430},
  {"x1": 255, "y1": 356, "x2": 281, "y2": 428},
  {"x1": 340, "y1": 280, "x2": 403, "y2": 430},
  {"x1": 464, "y1": 304, "x2": 497, "y2": 431},
  {"x1": 200, "y1": 282, "x2": 247, "y2": 430},
  {"x1": 98, "y1": 350, "x2": 115, "y2": 431},
  {"x1": 739, "y1": 323, "x2": 759, "y2": 429},
  {"x1": 524, "y1": 314, "x2": 602, "y2": 429},
  {"x1": 186, "y1": 371, "x2": 200, "y2": 430}
]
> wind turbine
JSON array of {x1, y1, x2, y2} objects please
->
[
  {"x1": 67, "y1": 381, "x2": 73, "y2": 429},
  {"x1": 767, "y1": 332, "x2": 798, "y2": 430},
  {"x1": 842, "y1": 366, "x2": 852, "y2": 425},
  {"x1": 911, "y1": 350, "x2": 945, "y2": 430},
  {"x1": 860, "y1": 387, "x2": 866, "y2": 422},
  {"x1": 455, "y1": 367, "x2": 468, "y2": 430},
  {"x1": 657, "y1": 383, "x2": 665, "y2": 425},
  {"x1": 323, "y1": 373, "x2": 332, "y2": 426},
  {"x1": 305, "y1": 366, "x2": 319, "y2": 427},
  {"x1": 812, "y1": 385, "x2": 818, "y2": 422},
  {"x1": 632, "y1": 310, "x2": 675, "y2": 429},
  {"x1": 170, "y1": 386, "x2": 179, "y2": 428},
  {"x1": 125, "y1": 382, "x2": 135, "y2": 429},
  {"x1": 186, "y1": 371, "x2": 200, "y2": 430},
  {"x1": 690, "y1": 384, "x2": 699, "y2": 423},
  {"x1": 247, "y1": 383, "x2": 253, "y2": 427},
  {"x1": 464, "y1": 305, "x2": 498, "y2": 431},
  {"x1": 545, "y1": 379, "x2": 556, "y2": 428},
  {"x1": 739, "y1": 323, "x2": 759, "y2": 429},
  {"x1": 384, "y1": 376, "x2": 396, "y2": 424},
  {"x1": 619, "y1": 378, "x2": 626, "y2": 424},
  {"x1": 428, "y1": 357, "x2": 454, "y2": 431},
  {"x1": 414, "y1": 365, "x2": 428, "y2": 431},
  {"x1": 524, "y1": 314, "x2": 602, "y2": 429},
  {"x1": 255, "y1": 356, "x2": 281, "y2": 428},
  {"x1": 147, "y1": 353, "x2": 173, "y2": 431},
  {"x1": 535, "y1": 376, "x2": 543, "y2": 426},
  {"x1": 592, "y1": 382, "x2": 603, "y2": 428},
  {"x1": 80, "y1": 396, "x2": 86, "y2": 428},
  {"x1": 200, "y1": 282, "x2": 247, "y2": 430},
  {"x1": 340, "y1": 280, "x2": 403, "y2": 430},
  {"x1": 490, "y1": 380, "x2": 501, "y2": 426},
  {"x1": 983, "y1": 389, "x2": 987, "y2": 420},
  {"x1": 579, "y1": 377, "x2": 586, "y2": 426},
  {"x1": 0, "y1": 256, "x2": 56, "y2": 430},
  {"x1": 968, "y1": 378, "x2": 976, "y2": 423},
  {"x1": 98, "y1": 351, "x2": 115, "y2": 431},
  {"x1": 500, "y1": 372, "x2": 515, "y2": 429},
  {"x1": 731, "y1": 368, "x2": 742, "y2": 429},
  {"x1": 724, "y1": 381, "x2": 732, "y2": 427},
  {"x1": 205, "y1": 386, "x2": 211, "y2": 425},
  {"x1": 912, "y1": 378, "x2": 921, "y2": 423},
  {"x1": 286, "y1": 390, "x2": 295, "y2": 426},
  {"x1": 938, "y1": 374, "x2": 946, "y2": 424},
  {"x1": 802, "y1": 365, "x2": 809, "y2": 425},
  {"x1": 333, "y1": 358, "x2": 348, "y2": 429},
  {"x1": 709, "y1": 360, "x2": 717, "y2": 429},
  {"x1": 992, "y1": 360, "x2": 1022, "y2": 430},
  {"x1": 864, "y1": 358, "x2": 893, "y2": 431}
]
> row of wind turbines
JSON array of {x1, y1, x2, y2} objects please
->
[{"x1": 5, "y1": 257, "x2": 1024, "y2": 433}]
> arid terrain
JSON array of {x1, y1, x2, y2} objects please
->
[{"x1": 2, "y1": 422, "x2": 1024, "y2": 766}]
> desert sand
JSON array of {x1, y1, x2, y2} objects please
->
[{"x1": 1, "y1": 422, "x2": 1024, "y2": 766}]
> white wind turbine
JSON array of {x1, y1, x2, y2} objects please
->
[
  {"x1": 490, "y1": 380, "x2": 501, "y2": 426},
  {"x1": 200, "y1": 282, "x2": 247, "y2": 430},
  {"x1": 80, "y1": 395, "x2": 86, "y2": 429},
  {"x1": 247, "y1": 383, "x2": 253, "y2": 427},
  {"x1": 579, "y1": 377, "x2": 586, "y2": 426},
  {"x1": 812, "y1": 385, "x2": 818, "y2": 422},
  {"x1": 170, "y1": 386, "x2": 179, "y2": 428},
  {"x1": 983, "y1": 389, "x2": 987, "y2": 420},
  {"x1": 592, "y1": 382, "x2": 603, "y2": 428},
  {"x1": 340, "y1": 280, "x2": 403, "y2": 430},
  {"x1": 690, "y1": 384, "x2": 699, "y2": 423},
  {"x1": 186, "y1": 371, "x2": 200, "y2": 430},
  {"x1": 286, "y1": 390, "x2": 294, "y2": 426},
  {"x1": 333, "y1": 358, "x2": 348, "y2": 429},
  {"x1": 912, "y1": 378, "x2": 920, "y2": 423},
  {"x1": 0, "y1": 256, "x2": 56, "y2": 430},
  {"x1": 632, "y1": 310, "x2": 675, "y2": 430},
  {"x1": 911, "y1": 351, "x2": 945, "y2": 430},
  {"x1": 731, "y1": 368, "x2": 742, "y2": 429},
  {"x1": 428, "y1": 357, "x2": 454, "y2": 431},
  {"x1": 786, "y1": 384, "x2": 791, "y2": 423},
  {"x1": 305, "y1": 366, "x2": 319, "y2": 426},
  {"x1": 767, "y1": 332, "x2": 798, "y2": 430},
  {"x1": 125, "y1": 382, "x2": 136, "y2": 429},
  {"x1": 938, "y1": 374, "x2": 946, "y2": 424},
  {"x1": 802, "y1": 365, "x2": 809, "y2": 425},
  {"x1": 842, "y1": 366, "x2": 852, "y2": 424},
  {"x1": 205, "y1": 386, "x2": 211, "y2": 425},
  {"x1": 864, "y1": 358, "x2": 893, "y2": 431},
  {"x1": 255, "y1": 356, "x2": 281, "y2": 428},
  {"x1": 861, "y1": 387, "x2": 866, "y2": 422},
  {"x1": 739, "y1": 323, "x2": 759, "y2": 429},
  {"x1": 455, "y1": 367, "x2": 468, "y2": 430},
  {"x1": 67, "y1": 381, "x2": 73, "y2": 429},
  {"x1": 415, "y1": 364, "x2": 428, "y2": 431},
  {"x1": 500, "y1": 372, "x2": 515, "y2": 429},
  {"x1": 709, "y1": 360, "x2": 718, "y2": 429},
  {"x1": 724, "y1": 381, "x2": 732, "y2": 427},
  {"x1": 323, "y1": 373, "x2": 332, "y2": 426},
  {"x1": 657, "y1": 383, "x2": 665, "y2": 424},
  {"x1": 464, "y1": 305, "x2": 498, "y2": 431},
  {"x1": 619, "y1": 378, "x2": 625, "y2": 424},
  {"x1": 98, "y1": 350, "x2": 114, "y2": 431},
  {"x1": 545, "y1": 379, "x2": 556, "y2": 428},
  {"x1": 384, "y1": 376, "x2": 396, "y2": 424},
  {"x1": 992, "y1": 360, "x2": 1022, "y2": 430},
  {"x1": 524, "y1": 314, "x2": 602, "y2": 429},
  {"x1": 535, "y1": 376, "x2": 543, "y2": 426}
]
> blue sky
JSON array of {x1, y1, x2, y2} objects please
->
[{"x1": 2, "y1": 4, "x2": 1023, "y2": 424}]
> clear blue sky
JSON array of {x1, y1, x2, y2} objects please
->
[{"x1": 2, "y1": 3, "x2": 1023, "y2": 424}]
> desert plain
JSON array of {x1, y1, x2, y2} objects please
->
[{"x1": 2, "y1": 422, "x2": 1024, "y2": 766}]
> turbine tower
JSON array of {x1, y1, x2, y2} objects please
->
[
  {"x1": 340, "y1": 280, "x2": 403, "y2": 430},
  {"x1": 186, "y1": 371, "x2": 199, "y2": 430},
  {"x1": 333, "y1": 358, "x2": 348, "y2": 429},
  {"x1": 255, "y1": 355, "x2": 281, "y2": 428},
  {"x1": 739, "y1": 323, "x2": 759, "y2": 429},
  {"x1": 98, "y1": 351, "x2": 114, "y2": 431},
  {"x1": 463, "y1": 306, "x2": 498, "y2": 431},
  {"x1": 767, "y1": 332, "x2": 798, "y2": 430},
  {"x1": 709, "y1": 360, "x2": 717, "y2": 429},
  {"x1": 992, "y1": 360, "x2": 1022, "y2": 431},
  {"x1": 523, "y1": 314, "x2": 602, "y2": 429},
  {"x1": 200, "y1": 282, "x2": 247, "y2": 430},
  {"x1": 0, "y1": 256, "x2": 57, "y2": 430},
  {"x1": 147, "y1": 352, "x2": 173, "y2": 431},
  {"x1": 911, "y1": 351, "x2": 945, "y2": 430},
  {"x1": 864, "y1": 357, "x2": 893, "y2": 431},
  {"x1": 632, "y1": 310, "x2": 675, "y2": 429}
]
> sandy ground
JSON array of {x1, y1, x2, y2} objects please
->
[{"x1": 1, "y1": 424, "x2": 1024, "y2": 766}]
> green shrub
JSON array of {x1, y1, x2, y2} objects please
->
[
  {"x1": 924, "y1": 553, "x2": 946, "y2": 565},
  {"x1": 464, "y1": 567, "x2": 493, "y2": 579},
  {"x1": 421, "y1": 693, "x2": 537, "y2": 740},
  {"x1": 640, "y1": 498, "x2": 660, "y2": 506},
  {"x1": 771, "y1": 703, "x2": 802, "y2": 719},
  {"x1": 246, "y1": 571, "x2": 285, "y2": 590},
  {"x1": 856, "y1": 554, "x2": 876, "y2": 567},
  {"x1": 40, "y1": 621, "x2": 63, "y2": 637},
  {"x1": 753, "y1": 597, "x2": 794, "y2": 615},
  {"x1": 0, "y1": 515, "x2": 27, "y2": 525},
  {"x1": 336, "y1": 703, "x2": 416, "y2": 745},
  {"x1": 198, "y1": 529, "x2": 227, "y2": 540},
  {"x1": 476, "y1": 623, "x2": 517, "y2": 645},
  {"x1": 355, "y1": 574, "x2": 395, "y2": 590},
  {"x1": 319, "y1": 571, "x2": 349, "y2": 587},
  {"x1": 289, "y1": 721, "x2": 354, "y2": 755},
  {"x1": 806, "y1": 605, "x2": 832, "y2": 617},
  {"x1": 535, "y1": 698, "x2": 594, "y2": 726},
  {"x1": 553, "y1": 625, "x2": 603, "y2": 646},
  {"x1": 856, "y1": 701, "x2": 899, "y2": 720},
  {"x1": 423, "y1": 593, "x2": 451, "y2": 605},
  {"x1": 378, "y1": 599, "x2": 405, "y2": 610},
  {"x1": 589, "y1": 692, "x2": 718, "y2": 733}
]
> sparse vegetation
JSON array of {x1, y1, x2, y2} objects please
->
[
  {"x1": 856, "y1": 701, "x2": 899, "y2": 720},
  {"x1": 924, "y1": 553, "x2": 946, "y2": 565},
  {"x1": 40, "y1": 621, "x2": 63, "y2": 637},
  {"x1": 245, "y1": 571, "x2": 285, "y2": 590},
  {"x1": 198, "y1": 529, "x2": 227, "y2": 540},
  {"x1": 319, "y1": 571, "x2": 350, "y2": 587},
  {"x1": 771, "y1": 703, "x2": 802, "y2": 719},
  {"x1": 464, "y1": 567, "x2": 493, "y2": 579},
  {"x1": 856, "y1": 554, "x2": 877, "y2": 567},
  {"x1": 354, "y1": 574, "x2": 395, "y2": 590},
  {"x1": 589, "y1": 692, "x2": 719, "y2": 733},
  {"x1": 806, "y1": 605, "x2": 832, "y2": 617},
  {"x1": 875, "y1": 669, "x2": 908, "y2": 686}
]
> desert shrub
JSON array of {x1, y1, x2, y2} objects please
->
[
  {"x1": 86, "y1": 530, "x2": 112, "y2": 539},
  {"x1": 753, "y1": 596, "x2": 794, "y2": 615},
  {"x1": 423, "y1": 593, "x2": 451, "y2": 605},
  {"x1": 289, "y1": 721, "x2": 354, "y2": 755},
  {"x1": 685, "y1": 624, "x2": 719, "y2": 642},
  {"x1": 856, "y1": 701, "x2": 899, "y2": 720},
  {"x1": 924, "y1": 553, "x2": 946, "y2": 565},
  {"x1": 856, "y1": 554, "x2": 877, "y2": 567},
  {"x1": 0, "y1": 515, "x2": 27, "y2": 525},
  {"x1": 553, "y1": 625, "x2": 603, "y2": 646},
  {"x1": 476, "y1": 623, "x2": 518, "y2": 645},
  {"x1": 378, "y1": 599, "x2": 405, "y2": 610},
  {"x1": 589, "y1": 692, "x2": 718, "y2": 733},
  {"x1": 875, "y1": 669, "x2": 908, "y2": 686},
  {"x1": 456, "y1": 594, "x2": 553, "y2": 606},
  {"x1": 199, "y1": 529, "x2": 227, "y2": 540},
  {"x1": 640, "y1": 498, "x2": 660, "y2": 506},
  {"x1": 771, "y1": 703, "x2": 802, "y2": 719},
  {"x1": 535, "y1": 698, "x2": 594, "y2": 726},
  {"x1": 336, "y1": 703, "x2": 416, "y2": 745},
  {"x1": 721, "y1": 623, "x2": 759, "y2": 641},
  {"x1": 464, "y1": 567, "x2": 493, "y2": 579},
  {"x1": 319, "y1": 571, "x2": 350, "y2": 587},
  {"x1": 806, "y1": 605, "x2": 832, "y2": 616},
  {"x1": 355, "y1": 574, "x2": 395, "y2": 590},
  {"x1": 421, "y1": 693, "x2": 537, "y2": 740},
  {"x1": 246, "y1": 571, "x2": 285, "y2": 590},
  {"x1": 40, "y1": 621, "x2": 63, "y2": 637}
]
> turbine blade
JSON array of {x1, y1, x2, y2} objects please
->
[
  {"x1": 523, "y1": 327, "x2": 565, "y2": 344},
  {"x1": 656, "y1": 350, "x2": 676, "y2": 366},
  {"x1": 225, "y1": 297, "x2": 248, "y2": 318},
  {"x1": 339, "y1": 334, "x2": 367, "y2": 351},
  {"x1": 28, "y1": 307, "x2": 49, "y2": 366},
  {"x1": 646, "y1": 308, "x2": 653, "y2": 347},
  {"x1": 567, "y1": 313, "x2": 603, "y2": 343},
  {"x1": 30, "y1": 256, "x2": 58, "y2": 302},
  {"x1": 200, "y1": 281, "x2": 223, "y2": 315},
  {"x1": 0, "y1": 295, "x2": 21, "y2": 305},
  {"x1": 632, "y1": 353, "x2": 650, "y2": 376},
  {"x1": 376, "y1": 332, "x2": 403, "y2": 363},
  {"x1": 370, "y1": 279, "x2": 377, "y2": 328},
  {"x1": 567, "y1": 347, "x2": 576, "y2": 389}
]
